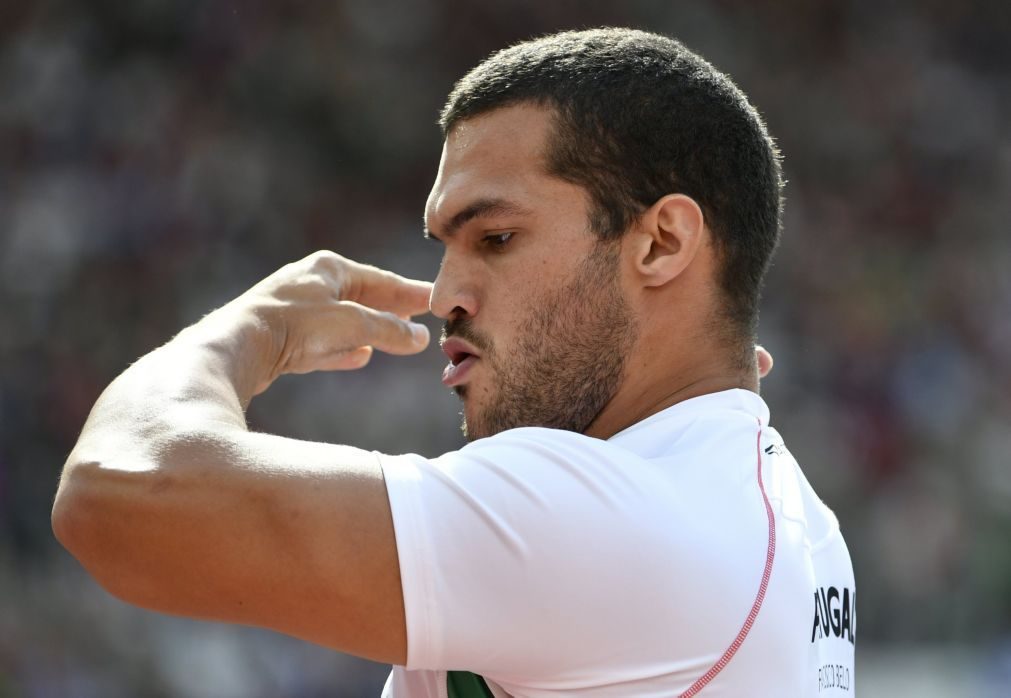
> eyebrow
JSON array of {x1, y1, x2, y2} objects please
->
[{"x1": 424, "y1": 198, "x2": 532, "y2": 240}]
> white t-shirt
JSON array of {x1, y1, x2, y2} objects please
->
[{"x1": 378, "y1": 389, "x2": 855, "y2": 697}]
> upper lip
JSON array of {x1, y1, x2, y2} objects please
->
[{"x1": 441, "y1": 337, "x2": 481, "y2": 365}]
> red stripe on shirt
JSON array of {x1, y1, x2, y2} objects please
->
[{"x1": 679, "y1": 419, "x2": 777, "y2": 697}]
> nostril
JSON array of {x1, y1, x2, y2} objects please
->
[{"x1": 430, "y1": 271, "x2": 478, "y2": 320}]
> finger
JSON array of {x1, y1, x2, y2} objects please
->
[
  {"x1": 284, "y1": 345, "x2": 374, "y2": 376},
  {"x1": 317, "y1": 345, "x2": 374, "y2": 372},
  {"x1": 343, "y1": 302, "x2": 431, "y2": 355},
  {"x1": 280, "y1": 304, "x2": 429, "y2": 377},
  {"x1": 343, "y1": 261, "x2": 433, "y2": 317},
  {"x1": 756, "y1": 345, "x2": 774, "y2": 379}
]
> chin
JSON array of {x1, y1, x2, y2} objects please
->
[
  {"x1": 460, "y1": 407, "x2": 479, "y2": 442},
  {"x1": 460, "y1": 405, "x2": 495, "y2": 443}
]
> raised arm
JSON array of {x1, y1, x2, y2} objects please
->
[{"x1": 51, "y1": 251, "x2": 432, "y2": 665}]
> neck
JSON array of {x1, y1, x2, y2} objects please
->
[{"x1": 583, "y1": 352, "x2": 756, "y2": 440}]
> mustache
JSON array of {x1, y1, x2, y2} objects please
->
[{"x1": 442, "y1": 317, "x2": 493, "y2": 354}]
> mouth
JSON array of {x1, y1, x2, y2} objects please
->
[{"x1": 441, "y1": 337, "x2": 481, "y2": 387}]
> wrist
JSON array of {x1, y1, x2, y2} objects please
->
[{"x1": 178, "y1": 304, "x2": 279, "y2": 407}]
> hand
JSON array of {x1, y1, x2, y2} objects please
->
[{"x1": 208, "y1": 251, "x2": 433, "y2": 396}]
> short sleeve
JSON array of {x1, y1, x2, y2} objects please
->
[{"x1": 378, "y1": 428, "x2": 671, "y2": 680}]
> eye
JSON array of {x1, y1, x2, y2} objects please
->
[{"x1": 482, "y1": 232, "x2": 514, "y2": 249}]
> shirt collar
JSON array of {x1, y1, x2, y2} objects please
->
[{"x1": 607, "y1": 388, "x2": 770, "y2": 446}]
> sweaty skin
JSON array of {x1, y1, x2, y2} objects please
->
[{"x1": 52, "y1": 104, "x2": 774, "y2": 667}]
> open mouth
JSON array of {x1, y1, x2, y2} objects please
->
[
  {"x1": 441, "y1": 337, "x2": 482, "y2": 387},
  {"x1": 441, "y1": 336, "x2": 482, "y2": 364},
  {"x1": 448, "y1": 348, "x2": 475, "y2": 366}
]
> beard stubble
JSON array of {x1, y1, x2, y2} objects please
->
[{"x1": 447, "y1": 241, "x2": 639, "y2": 441}]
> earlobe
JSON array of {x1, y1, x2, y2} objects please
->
[{"x1": 635, "y1": 194, "x2": 705, "y2": 288}]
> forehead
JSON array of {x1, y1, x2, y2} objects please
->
[{"x1": 426, "y1": 104, "x2": 557, "y2": 226}]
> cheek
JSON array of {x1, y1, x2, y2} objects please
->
[
  {"x1": 480, "y1": 249, "x2": 586, "y2": 352},
  {"x1": 481, "y1": 272, "x2": 534, "y2": 328}
]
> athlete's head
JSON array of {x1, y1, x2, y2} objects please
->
[{"x1": 427, "y1": 28, "x2": 783, "y2": 440}]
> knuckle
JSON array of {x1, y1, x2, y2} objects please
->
[
  {"x1": 347, "y1": 303, "x2": 376, "y2": 333},
  {"x1": 309, "y1": 249, "x2": 340, "y2": 263},
  {"x1": 305, "y1": 273, "x2": 335, "y2": 295},
  {"x1": 306, "y1": 250, "x2": 344, "y2": 273},
  {"x1": 306, "y1": 251, "x2": 351, "y2": 294}
]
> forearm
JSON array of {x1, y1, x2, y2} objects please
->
[{"x1": 67, "y1": 306, "x2": 266, "y2": 465}]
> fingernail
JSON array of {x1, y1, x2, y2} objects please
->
[{"x1": 410, "y1": 323, "x2": 429, "y2": 344}]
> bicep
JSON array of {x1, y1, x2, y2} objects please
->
[{"x1": 63, "y1": 429, "x2": 406, "y2": 664}]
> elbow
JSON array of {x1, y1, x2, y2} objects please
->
[
  {"x1": 52, "y1": 457, "x2": 99, "y2": 560},
  {"x1": 51, "y1": 495, "x2": 74, "y2": 556},
  {"x1": 51, "y1": 455, "x2": 158, "y2": 603},
  {"x1": 52, "y1": 457, "x2": 112, "y2": 570}
]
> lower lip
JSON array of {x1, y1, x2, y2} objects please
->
[{"x1": 442, "y1": 355, "x2": 479, "y2": 387}]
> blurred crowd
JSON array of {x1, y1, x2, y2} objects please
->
[{"x1": 1, "y1": 0, "x2": 1008, "y2": 695}]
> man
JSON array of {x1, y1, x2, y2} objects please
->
[{"x1": 53, "y1": 28, "x2": 856, "y2": 697}]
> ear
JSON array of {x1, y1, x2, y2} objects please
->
[{"x1": 629, "y1": 194, "x2": 706, "y2": 288}]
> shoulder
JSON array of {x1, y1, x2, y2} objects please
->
[
  {"x1": 378, "y1": 425, "x2": 668, "y2": 539},
  {"x1": 451, "y1": 426, "x2": 629, "y2": 464},
  {"x1": 385, "y1": 426, "x2": 636, "y2": 482}
]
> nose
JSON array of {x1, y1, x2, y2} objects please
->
[{"x1": 430, "y1": 251, "x2": 479, "y2": 321}]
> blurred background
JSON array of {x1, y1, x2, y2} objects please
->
[{"x1": 1, "y1": 0, "x2": 1008, "y2": 695}]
